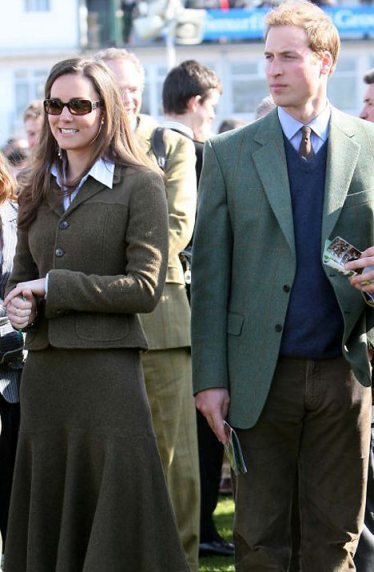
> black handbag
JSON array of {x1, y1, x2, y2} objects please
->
[{"x1": 0, "y1": 316, "x2": 24, "y2": 367}]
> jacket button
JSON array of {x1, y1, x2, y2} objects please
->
[
  {"x1": 275, "y1": 324, "x2": 283, "y2": 332},
  {"x1": 59, "y1": 220, "x2": 69, "y2": 230},
  {"x1": 55, "y1": 248, "x2": 65, "y2": 257},
  {"x1": 283, "y1": 284, "x2": 290, "y2": 293}
]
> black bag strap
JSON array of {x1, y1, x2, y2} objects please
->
[{"x1": 151, "y1": 127, "x2": 167, "y2": 170}]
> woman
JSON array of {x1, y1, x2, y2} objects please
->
[
  {"x1": 3, "y1": 58, "x2": 187, "y2": 572},
  {"x1": 0, "y1": 153, "x2": 22, "y2": 569}
]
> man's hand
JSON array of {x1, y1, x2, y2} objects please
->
[{"x1": 195, "y1": 388, "x2": 230, "y2": 444}]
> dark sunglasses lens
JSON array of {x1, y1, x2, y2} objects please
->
[
  {"x1": 68, "y1": 99, "x2": 92, "y2": 115},
  {"x1": 44, "y1": 99, "x2": 63, "y2": 115}
]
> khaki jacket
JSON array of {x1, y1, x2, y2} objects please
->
[
  {"x1": 7, "y1": 165, "x2": 169, "y2": 351},
  {"x1": 136, "y1": 114, "x2": 197, "y2": 349}
]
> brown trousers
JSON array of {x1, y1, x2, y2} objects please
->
[{"x1": 233, "y1": 357, "x2": 372, "y2": 572}]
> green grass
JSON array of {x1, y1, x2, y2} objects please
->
[{"x1": 199, "y1": 496, "x2": 235, "y2": 572}]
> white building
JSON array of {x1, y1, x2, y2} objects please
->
[{"x1": 0, "y1": 1, "x2": 373, "y2": 146}]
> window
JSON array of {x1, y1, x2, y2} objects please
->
[
  {"x1": 14, "y1": 68, "x2": 48, "y2": 117},
  {"x1": 24, "y1": 0, "x2": 50, "y2": 12}
]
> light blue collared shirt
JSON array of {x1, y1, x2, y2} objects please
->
[
  {"x1": 277, "y1": 104, "x2": 331, "y2": 154},
  {"x1": 51, "y1": 157, "x2": 115, "y2": 211}
]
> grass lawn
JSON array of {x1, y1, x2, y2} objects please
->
[{"x1": 198, "y1": 496, "x2": 235, "y2": 572}]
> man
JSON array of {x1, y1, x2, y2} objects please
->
[
  {"x1": 163, "y1": 61, "x2": 233, "y2": 558},
  {"x1": 23, "y1": 100, "x2": 43, "y2": 150},
  {"x1": 163, "y1": 59, "x2": 221, "y2": 180},
  {"x1": 96, "y1": 48, "x2": 200, "y2": 572},
  {"x1": 348, "y1": 68, "x2": 374, "y2": 572},
  {"x1": 360, "y1": 68, "x2": 374, "y2": 123},
  {"x1": 191, "y1": 2, "x2": 374, "y2": 570}
]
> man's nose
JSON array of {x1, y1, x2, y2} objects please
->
[
  {"x1": 360, "y1": 106, "x2": 367, "y2": 120},
  {"x1": 267, "y1": 59, "x2": 282, "y2": 76}
]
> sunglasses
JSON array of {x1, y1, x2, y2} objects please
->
[{"x1": 43, "y1": 98, "x2": 102, "y2": 116}]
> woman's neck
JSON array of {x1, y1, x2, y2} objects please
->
[{"x1": 65, "y1": 150, "x2": 92, "y2": 184}]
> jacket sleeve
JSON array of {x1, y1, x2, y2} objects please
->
[
  {"x1": 6, "y1": 227, "x2": 39, "y2": 297},
  {"x1": 191, "y1": 139, "x2": 232, "y2": 394},
  {"x1": 163, "y1": 130, "x2": 197, "y2": 283},
  {"x1": 43, "y1": 170, "x2": 169, "y2": 317}
]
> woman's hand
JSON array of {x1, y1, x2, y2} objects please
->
[
  {"x1": 345, "y1": 247, "x2": 374, "y2": 294},
  {"x1": 4, "y1": 279, "x2": 45, "y2": 330}
]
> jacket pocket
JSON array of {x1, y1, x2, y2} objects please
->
[
  {"x1": 227, "y1": 312, "x2": 244, "y2": 336},
  {"x1": 75, "y1": 313, "x2": 129, "y2": 342}
]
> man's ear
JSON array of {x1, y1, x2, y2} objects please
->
[
  {"x1": 320, "y1": 51, "x2": 334, "y2": 76},
  {"x1": 186, "y1": 95, "x2": 202, "y2": 112}
]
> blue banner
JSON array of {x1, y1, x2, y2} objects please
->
[{"x1": 202, "y1": 7, "x2": 374, "y2": 41}]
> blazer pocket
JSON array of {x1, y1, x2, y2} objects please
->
[
  {"x1": 75, "y1": 314, "x2": 129, "y2": 342},
  {"x1": 227, "y1": 312, "x2": 244, "y2": 336}
]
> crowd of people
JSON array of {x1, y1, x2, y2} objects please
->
[{"x1": 0, "y1": 1, "x2": 374, "y2": 571}]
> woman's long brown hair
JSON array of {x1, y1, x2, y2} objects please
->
[{"x1": 18, "y1": 57, "x2": 156, "y2": 229}]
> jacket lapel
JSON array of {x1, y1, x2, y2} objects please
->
[
  {"x1": 252, "y1": 111, "x2": 295, "y2": 255},
  {"x1": 46, "y1": 167, "x2": 119, "y2": 218},
  {"x1": 321, "y1": 108, "x2": 360, "y2": 244},
  {"x1": 64, "y1": 175, "x2": 108, "y2": 214}
]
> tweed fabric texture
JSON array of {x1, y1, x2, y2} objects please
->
[{"x1": 4, "y1": 348, "x2": 188, "y2": 572}]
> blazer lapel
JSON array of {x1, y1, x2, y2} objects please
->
[
  {"x1": 321, "y1": 108, "x2": 360, "y2": 244},
  {"x1": 252, "y1": 111, "x2": 295, "y2": 254},
  {"x1": 65, "y1": 176, "x2": 108, "y2": 215}
]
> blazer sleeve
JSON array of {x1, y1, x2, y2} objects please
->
[
  {"x1": 191, "y1": 139, "x2": 233, "y2": 394},
  {"x1": 163, "y1": 130, "x2": 197, "y2": 283},
  {"x1": 6, "y1": 227, "x2": 39, "y2": 297},
  {"x1": 43, "y1": 170, "x2": 168, "y2": 317}
]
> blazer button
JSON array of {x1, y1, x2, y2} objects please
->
[
  {"x1": 275, "y1": 324, "x2": 283, "y2": 333},
  {"x1": 283, "y1": 284, "x2": 290, "y2": 293},
  {"x1": 59, "y1": 220, "x2": 70, "y2": 230},
  {"x1": 55, "y1": 247, "x2": 65, "y2": 257}
]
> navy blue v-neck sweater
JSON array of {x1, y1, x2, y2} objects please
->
[{"x1": 279, "y1": 137, "x2": 343, "y2": 359}]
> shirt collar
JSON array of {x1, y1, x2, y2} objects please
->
[
  {"x1": 51, "y1": 157, "x2": 115, "y2": 190},
  {"x1": 162, "y1": 120, "x2": 194, "y2": 140},
  {"x1": 277, "y1": 103, "x2": 331, "y2": 142}
]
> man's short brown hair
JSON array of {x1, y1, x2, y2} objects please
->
[
  {"x1": 363, "y1": 69, "x2": 374, "y2": 85},
  {"x1": 265, "y1": 0, "x2": 340, "y2": 70}
]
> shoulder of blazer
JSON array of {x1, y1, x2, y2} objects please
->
[
  {"x1": 113, "y1": 164, "x2": 164, "y2": 197},
  {"x1": 136, "y1": 113, "x2": 159, "y2": 143},
  {"x1": 330, "y1": 106, "x2": 374, "y2": 141},
  {"x1": 206, "y1": 109, "x2": 282, "y2": 164}
]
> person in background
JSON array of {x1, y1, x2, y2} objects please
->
[
  {"x1": 344, "y1": 67, "x2": 374, "y2": 572},
  {"x1": 0, "y1": 153, "x2": 23, "y2": 572},
  {"x1": 3, "y1": 56, "x2": 188, "y2": 572},
  {"x1": 121, "y1": 0, "x2": 136, "y2": 44},
  {"x1": 254, "y1": 94, "x2": 276, "y2": 119},
  {"x1": 360, "y1": 68, "x2": 374, "y2": 123},
  {"x1": 163, "y1": 60, "x2": 234, "y2": 558},
  {"x1": 163, "y1": 59, "x2": 222, "y2": 180},
  {"x1": 218, "y1": 118, "x2": 247, "y2": 133},
  {"x1": 23, "y1": 100, "x2": 44, "y2": 150},
  {"x1": 96, "y1": 47, "x2": 200, "y2": 572},
  {"x1": 2, "y1": 139, "x2": 29, "y2": 179},
  {"x1": 191, "y1": 1, "x2": 374, "y2": 569}
]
